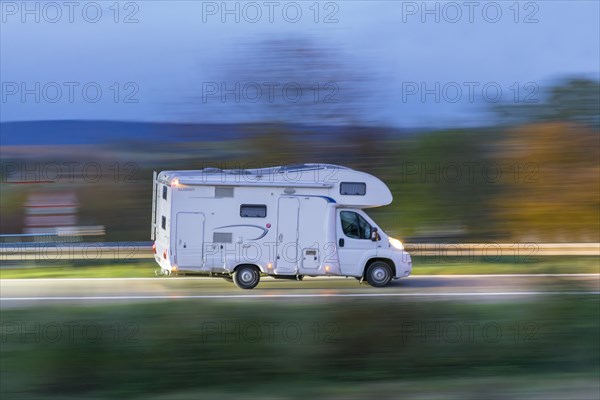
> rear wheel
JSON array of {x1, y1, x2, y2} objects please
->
[
  {"x1": 233, "y1": 265, "x2": 261, "y2": 289},
  {"x1": 366, "y1": 261, "x2": 392, "y2": 287}
]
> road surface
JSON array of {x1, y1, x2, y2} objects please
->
[{"x1": 1, "y1": 274, "x2": 598, "y2": 306}]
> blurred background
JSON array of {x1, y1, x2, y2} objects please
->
[
  {"x1": 1, "y1": 1, "x2": 599, "y2": 399},
  {"x1": 1, "y1": 1, "x2": 598, "y2": 244}
]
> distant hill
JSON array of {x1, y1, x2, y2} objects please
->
[
  {"x1": 0, "y1": 120, "x2": 251, "y2": 145},
  {"x1": 0, "y1": 120, "x2": 409, "y2": 146}
]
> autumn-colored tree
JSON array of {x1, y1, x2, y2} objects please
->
[{"x1": 492, "y1": 122, "x2": 599, "y2": 241}]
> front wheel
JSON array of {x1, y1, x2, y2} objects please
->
[
  {"x1": 366, "y1": 261, "x2": 392, "y2": 287},
  {"x1": 233, "y1": 265, "x2": 261, "y2": 289}
]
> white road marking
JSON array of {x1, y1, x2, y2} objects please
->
[
  {"x1": 429, "y1": 273, "x2": 600, "y2": 278},
  {"x1": 0, "y1": 273, "x2": 598, "y2": 282},
  {"x1": 2, "y1": 291, "x2": 600, "y2": 301}
]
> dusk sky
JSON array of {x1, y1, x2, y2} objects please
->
[{"x1": 1, "y1": 0, "x2": 599, "y2": 127}]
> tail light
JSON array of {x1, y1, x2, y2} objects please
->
[
  {"x1": 152, "y1": 242, "x2": 157, "y2": 254},
  {"x1": 163, "y1": 249, "x2": 167, "y2": 259}
]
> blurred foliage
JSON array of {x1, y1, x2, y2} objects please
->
[
  {"x1": 495, "y1": 78, "x2": 600, "y2": 128},
  {"x1": 492, "y1": 122, "x2": 599, "y2": 242},
  {"x1": 1, "y1": 77, "x2": 598, "y2": 242},
  {"x1": 208, "y1": 36, "x2": 377, "y2": 126},
  {"x1": 1, "y1": 298, "x2": 598, "y2": 398}
]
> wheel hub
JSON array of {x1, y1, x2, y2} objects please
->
[
  {"x1": 241, "y1": 270, "x2": 254, "y2": 283},
  {"x1": 373, "y1": 267, "x2": 386, "y2": 282}
]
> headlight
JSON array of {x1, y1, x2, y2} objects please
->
[{"x1": 389, "y1": 237, "x2": 404, "y2": 250}]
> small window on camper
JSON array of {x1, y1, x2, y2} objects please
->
[
  {"x1": 215, "y1": 187, "x2": 234, "y2": 198},
  {"x1": 340, "y1": 182, "x2": 366, "y2": 196},
  {"x1": 162, "y1": 185, "x2": 167, "y2": 200},
  {"x1": 240, "y1": 204, "x2": 267, "y2": 218},
  {"x1": 161, "y1": 216, "x2": 166, "y2": 230},
  {"x1": 213, "y1": 232, "x2": 233, "y2": 243}
]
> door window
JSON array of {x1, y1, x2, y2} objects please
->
[{"x1": 340, "y1": 211, "x2": 372, "y2": 240}]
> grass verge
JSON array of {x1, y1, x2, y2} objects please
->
[{"x1": 1, "y1": 297, "x2": 599, "y2": 399}]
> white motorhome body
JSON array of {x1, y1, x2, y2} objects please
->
[{"x1": 151, "y1": 164, "x2": 411, "y2": 289}]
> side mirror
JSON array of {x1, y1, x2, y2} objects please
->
[{"x1": 371, "y1": 227, "x2": 380, "y2": 241}]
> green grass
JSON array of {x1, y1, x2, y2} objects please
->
[
  {"x1": 0, "y1": 262, "x2": 157, "y2": 279},
  {"x1": 0, "y1": 257, "x2": 597, "y2": 279},
  {"x1": 130, "y1": 374, "x2": 600, "y2": 400},
  {"x1": 1, "y1": 298, "x2": 598, "y2": 399},
  {"x1": 412, "y1": 256, "x2": 600, "y2": 275}
]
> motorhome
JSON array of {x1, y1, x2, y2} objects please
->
[{"x1": 151, "y1": 164, "x2": 412, "y2": 289}]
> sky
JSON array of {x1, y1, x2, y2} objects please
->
[{"x1": 1, "y1": 0, "x2": 599, "y2": 128}]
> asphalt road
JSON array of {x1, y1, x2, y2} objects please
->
[{"x1": 1, "y1": 274, "x2": 598, "y2": 306}]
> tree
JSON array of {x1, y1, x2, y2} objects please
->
[
  {"x1": 202, "y1": 35, "x2": 378, "y2": 126},
  {"x1": 495, "y1": 78, "x2": 600, "y2": 128},
  {"x1": 492, "y1": 122, "x2": 599, "y2": 241}
]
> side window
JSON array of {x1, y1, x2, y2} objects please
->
[
  {"x1": 161, "y1": 216, "x2": 166, "y2": 230},
  {"x1": 340, "y1": 211, "x2": 372, "y2": 239},
  {"x1": 340, "y1": 182, "x2": 366, "y2": 195},
  {"x1": 240, "y1": 204, "x2": 267, "y2": 218},
  {"x1": 162, "y1": 185, "x2": 167, "y2": 200},
  {"x1": 357, "y1": 214, "x2": 372, "y2": 239}
]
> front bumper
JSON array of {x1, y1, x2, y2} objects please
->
[{"x1": 393, "y1": 250, "x2": 412, "y2": 278}]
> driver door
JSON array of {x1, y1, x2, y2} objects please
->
[{"x1": 336, "y1": 210, "x2": 377, "y2": 276}]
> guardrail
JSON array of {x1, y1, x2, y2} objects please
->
[
  {"x1": 0, "y1": 227, "x2": 106, "y2": 244},
  {"x1": 0, "y1": 242, "x2": 149, "y2": 262},
  {"x1": 0, "y1": 242, "x2": 598, "y2": 263}
]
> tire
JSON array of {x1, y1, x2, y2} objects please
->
[
  {"x1": 366, "y1": 261, "x2": 392, "y2": 287},
  {"x1": 233, "y1": 265, "x2": 261, "y2": 289}
]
